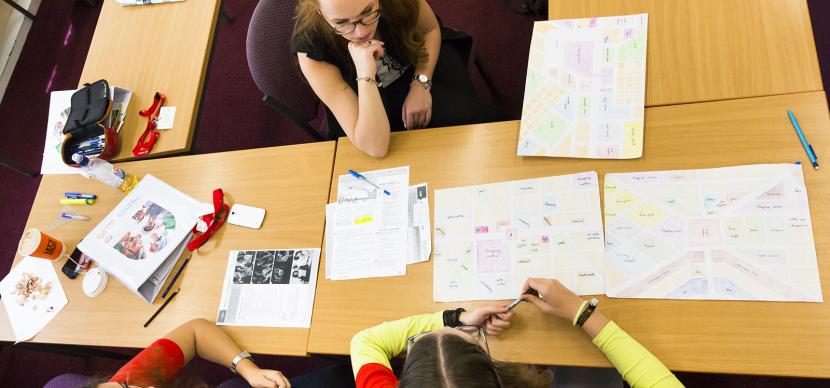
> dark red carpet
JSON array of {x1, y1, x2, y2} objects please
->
[{"x1": 0, "y1": 0, "x2": 827, "y2": 386}]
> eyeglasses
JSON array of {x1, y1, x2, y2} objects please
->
[
  {"x1": 406, "y1": 326, "x2": 504, "y2": 387},
  {"x1": 324, "y1": 8, "x2": 382, "y2": 35}
]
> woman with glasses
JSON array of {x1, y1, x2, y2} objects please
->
[
  {"x1": 292, "y1": 0, "x2": 506, "y2": 157},
  {"x1": 350, "y1": 278, "x2": 683, "y2": 387}
]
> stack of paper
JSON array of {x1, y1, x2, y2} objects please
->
[
  {"x1": 77, "y1": 175, "x2": 201, "y2": 303},
  {"x1": 325, "y1": 167, "x2": 431, "y2": 280}
]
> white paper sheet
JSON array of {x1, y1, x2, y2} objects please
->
[
  {"x1": 604, "y1": 164, "x2": 823, "y2": 302},
  {"x1": 217, "y1": 249, "x2": 320, "y2": 327},
  {"x1": 408, "y1": 183, "x2": 431, "y2": 264},
  {"x1": 0, "y1": 257, "x2": 68, "y2": 342},
  {"x1": 326, "y1": 167, "x2": 410, "y2": 280},
  {"x1": 433, "y1": 172, "x2": 605, "y2": 302},
  {"x1": 517, "y1": 14, "x2": 648, "y2": 159},
  {"x1": 41, "y1": 90, "x2": 77, "y2": 175}
]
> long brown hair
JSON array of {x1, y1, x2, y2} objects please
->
[
  {"x1": 292, "y1": 0, "x2": 427, "y2": 75},
  {"x1": 399, "y1": 333, "x2": 553, "y2": 388}
]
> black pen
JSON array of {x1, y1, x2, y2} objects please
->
[
  {"x1": 144, "y1": 288, "x2": 180, "y2": 327},
  {"x1": 162, "y1": 253, "x2": 191, "y2": 299}
]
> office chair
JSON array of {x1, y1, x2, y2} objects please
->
[
  {"x1": 246, "y1": 0, "x2": 500, "y2": 142},
  {"x1": 246, "y1": 0, "x2": 326, "y2": 141}
]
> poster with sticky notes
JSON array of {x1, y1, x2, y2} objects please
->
[
  {"x1": 517, "y1": 13, "x2": 648, "y2": 159},
  {"x1": 604, "y1": 164, "x2": 822, "y2": 302},
  {"x1": 433, "y1": 172, "x2": 605, "y2": 302}
]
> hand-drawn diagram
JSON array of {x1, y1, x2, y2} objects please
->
[
  {"x1": 434, "y1": 172, "x2": 605, "y2": 302},
  {"x1": 518, "y1": 13, "x2": 648, "y2": 159},
  {"x1": 604, "y1": 164, "x2": 822, "y2": 301}
]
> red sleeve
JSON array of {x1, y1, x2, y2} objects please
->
[
  {"x1": 355, "y1": 363, "x2": 398, "y2": 388},
  {"x1": 109, "y1": 338, "x2": 185, "y2": 386}
]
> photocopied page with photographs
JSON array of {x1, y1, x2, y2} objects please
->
[
  {"x1": 326, "y1": 167, "x2": 410, "y2": 280},
  {"x1": 217, "y1": 249, "x2": 321, "y2": 328}
]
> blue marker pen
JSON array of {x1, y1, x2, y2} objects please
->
[
  {"x1": 787, "y1": 110, "x2": 819, "y2": 170},
  {"x1": 64, "y1": 192, "x2": 97, "y2": 200},
  {"x1": 348, "y1": 169, "x2": 391, "y2": 196},
  {"x1": 60, "y1": 213, "x2": 90, "y2": 220}
]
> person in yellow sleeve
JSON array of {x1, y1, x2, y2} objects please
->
[{"x1": 350, "y1": 277, "x2": 684, "y2": 388}]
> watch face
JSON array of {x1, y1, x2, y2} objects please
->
[{"x1": 417, "y1": 74, "x2": 429, "y2": 83}]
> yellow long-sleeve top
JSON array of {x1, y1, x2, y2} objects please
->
[{"x1": 350, "y1": 312, "x2": 684, "y2": 388}]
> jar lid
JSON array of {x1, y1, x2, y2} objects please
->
[{"x1": 82, "y1": 268, "x2": 108, "y2": 297}]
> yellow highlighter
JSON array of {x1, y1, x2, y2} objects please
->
[{"x1": 60, "y1": 198, "x2": 95, "y2": 205}]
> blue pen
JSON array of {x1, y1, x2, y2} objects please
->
[
  {"x1": 65, "y1": 192, "x2": 97, "y2": 200},
  {"x1": 74, "y1": 144, "x2": 103, "y2": 153},
  {"x1": 60, "y1": 213, "x2": 90, "y2": 220},
  {"x1": 788, "y1": 110, "x2": 819, "y2": 170},
  {"x1": 76, "y1": 139, "x2": 103, "y2": 147},
  {"x1": 348, "y1": 169, "x2": 391, "y2": 196}
]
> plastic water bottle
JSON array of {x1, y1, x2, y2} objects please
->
[{"x1": 71, "y1": 154, "x2": 139, "y2": 193}]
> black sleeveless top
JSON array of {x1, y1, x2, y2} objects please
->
[{"x1": 290, "y1": 20, "x2": 410, "y2": 90}]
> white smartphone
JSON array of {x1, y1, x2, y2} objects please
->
[{"x1": 228, "y1": 204, "x2": 266, "y2": 229}]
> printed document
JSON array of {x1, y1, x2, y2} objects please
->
[
  {"x1": 326, "y1": 167, "x2": 410, "y2": 280},
  {"x1": 217, "y1": 249, "x2": 320, "y2": 327}
]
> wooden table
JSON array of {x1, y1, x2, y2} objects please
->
[
  {"x1": 0, "y1": 142, "x2": 335, "y2": 357},
  {"x1": 79, "y1": 0, "x2": 220, "y2": 161},
  {"x1": 550, "y1": 0, "x2": 823, "y2": 107},
  {"x1": 308, "y1": 91, "x2": 830, "y2": 377}
]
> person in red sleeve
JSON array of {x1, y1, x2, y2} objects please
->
[{"x1": 90, "y1": 318, "x2": 289, "y2": 388}]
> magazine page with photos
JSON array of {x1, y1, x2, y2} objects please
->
[
  {"x1": 217, "y1": 248, "x2": 321, "y2": 328},
  {"x1": 78, "y1": 175, "x2": 201, "y2": 291}
]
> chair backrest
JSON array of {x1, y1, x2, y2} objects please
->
[{"x1": 246, "y1": 0, "x2": 320, "y2": 122}]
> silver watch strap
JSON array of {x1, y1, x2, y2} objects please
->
[{"x1": 230, "y1": 351, "x2": 253, "y2": 374}]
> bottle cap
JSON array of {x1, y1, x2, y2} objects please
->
[
  {"x1": 82, "y1": 268, "x2": 108, "y2": 297},
  {"x1": 71, "y1": 153, "x2": 89, "y2": 166}
]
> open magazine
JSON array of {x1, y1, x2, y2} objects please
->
[{"x1": 78, "y1": 175, "x2": 200, "y2": 303}]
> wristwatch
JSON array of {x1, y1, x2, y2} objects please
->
[
  {"x1": 230, "y1": 351, "x2": 253, "y2": 374},
  {"x1": 575, "y1": 298, "x2": 599, "y2": 327},
  {"x1": 412, "y1": 73, "x2": 433, "y2": 90}
]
